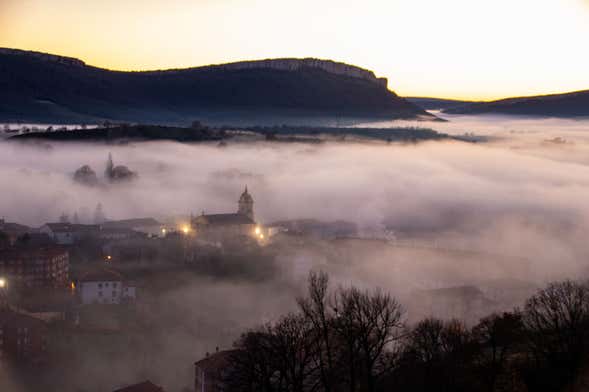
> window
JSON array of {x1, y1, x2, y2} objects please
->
[
  {"x1": 105, "y1": 283, "x2": 109, "y2": 287},
  {"x1": 112, "y1": 291, "x2": 117, "y2": 297},
  {"x1": 98, "y1": 291, "x2": 103, "y2": 297},
  {"x1": 98, "y1": 283, "x2": 102, "y2": 288}
]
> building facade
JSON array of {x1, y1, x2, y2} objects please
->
[
  {"x1": 194, "y1": 350, "x2": 236, "y2": 392},
  {"x1": 78, "y1": 269, "x2": 136, "y2": 305},
  {"x1": 0, "y1": 308, "x2": 48, "y2": 363},
  {"x1": 0, "y1": 247, "x2": 69, "y2": 288},
  {"x1": 40, "y1": 223, "x2": 100, "y2": 245},
  {"x1": 191, "y1": 187, "x2": 258, "y2": 241},
  {"x1": 0, "y1": 219, "x2": 30, "y2": 246}
]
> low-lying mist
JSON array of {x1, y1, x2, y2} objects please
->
[{"x1": 2, "y1": 115, "x2": 589, "y2": 391}]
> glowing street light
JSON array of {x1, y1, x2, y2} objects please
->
[
  {"x1": 182, "y1": 225, "x2": 190, "y2": 235},
  {"x1": 105, "y1": 255, "x2": 112, "y2": 262},
  {"x1": 0, "y1": 277, "x2": 6, "y2": 289},
  {"x1": 255, "y1": 227, "x2": 261, "y2": 235}
]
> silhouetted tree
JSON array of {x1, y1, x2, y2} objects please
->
[
  {"x1": 521, "y1": 281, "x2": 589, "y2": 391},
  {"x1": 271, "y1": 313, "x2": 320, "y2": 392},
  {"x1": 94, "y1": 203, "x2": 106, "y2": 224},
  {"x1": 400, "y1": 318, "x2": 479, "y2": 392},
  {"x1": 59, "y1": 212, "x2": 70, "y2": 223},
  {"x1": 333, "y1": 286, "x2": 404, "y2": 392},
  {"x1": 297, "y1": 271, "x2": 337, "y2": 392},
  {"x1": 105, "y1": 153, "x2": 114, "y2": 179},
  {"x1": 225, "y1": 329, "x2": 278, "y2": 392},
  {"x1": 472, "y1": 312, "x2": 524, "y2": 392}
]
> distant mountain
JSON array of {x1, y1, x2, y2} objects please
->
[
  {"x1": 442, "y1": 89, "x2": 589, "y2": 117},
  {"x1": 406, "y1": 97, "x2": 475, "y2": 111},
  {"x1": 0, "y1": 48, "x2": 434, "y2": 125}
]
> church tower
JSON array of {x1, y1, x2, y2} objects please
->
[{"x1": 238, "y1": 186, "x2": 254, "y2": 221}]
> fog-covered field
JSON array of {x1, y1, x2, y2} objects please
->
[{"x1": 2, "y1": 114, "x2": 589, "y2": 391}]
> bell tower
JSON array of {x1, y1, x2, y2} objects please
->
[{"x1": 238, "y1": 186, "x2": 254, "y2": 221}]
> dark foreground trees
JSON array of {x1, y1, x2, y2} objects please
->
[
  {"x1": 224, "y1": 276, "x2": 589, "y2": 392},
  {"x1": 226, "y1": 271, "x2": 404, "y2": 392}
]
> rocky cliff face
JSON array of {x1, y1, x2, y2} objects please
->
[
  {"x1": 0, "y1": 48, "x2": 86, "y2": 68},
  {"x1": 210, "y1": 58, "x2": 388, "y2": 88}
]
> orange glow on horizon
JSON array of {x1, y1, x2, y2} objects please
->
[{"x1": 1, "y1": 0, "x2": 589, "y2": 101}]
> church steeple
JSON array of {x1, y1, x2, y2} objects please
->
[{"x1": 238, "y1": 186, "x2": 254, "y2": 221}]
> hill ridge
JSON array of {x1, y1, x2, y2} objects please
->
[{"x1": 0, "y1": 47, "x2": 431, "y2": 125}]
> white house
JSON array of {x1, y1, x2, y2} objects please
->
[
  {"x1": 40, "y1": 223, "x2": 100, "y2": 245},
  {"x1": 77, "y1": 269, "x2": 136, "y2": 305}
]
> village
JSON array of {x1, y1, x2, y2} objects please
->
[
  {"x1": 0, "y1": 183, "x2": 537, "y2": 391},
  {"x1": 1, "y1": 185, "x2": 389, "y2": 391}
]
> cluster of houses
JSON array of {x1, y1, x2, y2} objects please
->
[
  {"x1": 1, "y1": 187, "x2": 360, "y2": 390},
  {"x1": 0, "y1": 217, "x2": 147, "y2": 365}
]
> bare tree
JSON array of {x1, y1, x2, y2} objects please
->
[
  {"x1": 522, "y1": 280, "x2": 589, "y2": 390},
  {"x1": 297, "y1": 271, "x2": 336, "y2": 392},
  {"x1": 271, "y1": 313, "x2": 320, "y2": 392},
  {"x1": 59, "y1": 212, "x2": 70, "y2": 223},
  {"x1": 472, "y1": 312, "x2": 524, "y2": 392},
  {"x1": 226, "y1": 328, "x2": 278, "y2": 392},
  {"x1": 402, "y1": 318, "x2": 479, "y2": 392},
  {"x1": 333, "y1": 286, "x2": 404, "y2": 392}
]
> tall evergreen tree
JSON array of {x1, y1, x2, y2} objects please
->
[
  {"x1": 105, "y1": 152, "x2": 114, "y2": 180},
  {"x1": 94, "y1": 203, "x2": 106, "y2": 224}
]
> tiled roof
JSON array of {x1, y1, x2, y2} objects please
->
[
  {"x1": 0, "y1": 309, "x2": 47, "y2": 329},
  {"x1": 80, "y1": 268, "x2": 123, "y2": 283},
  {"x1": 0, "y1": 246, "x2": 68, "y2": 261},
  {"x1": 194, "y1": 350, "x2": 239, "y2": 372},
  {"x1": 44, "y1": 223, "x2": 100, "y2": 233},
  {"x1": 0, "y1": 222, "x2": 31, "y2": 234}
]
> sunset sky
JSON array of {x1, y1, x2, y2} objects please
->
[{"x1": 1, "y1": 0, "x2": 589, "y2": 100}]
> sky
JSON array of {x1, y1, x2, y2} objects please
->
[{"x1": 1, "y1": 0, "x2": 589, "y2": 100}]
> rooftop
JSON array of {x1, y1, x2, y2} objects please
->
[
  {"x1": 43, "y1": 223, "x2": 100, "y2": 233},
  {"x1": 194, "y1": 349, "x2": 239, "y2": 372},
  {"x1": 0, "y1": 221, "x2": 31, "y2": 235},
  {"x1": 112, "y1": 381, "x2": 164, "y2": 392},
  {"x1": 80, "y1": 268, "x2": 123, "y2": 283},
  {"x1": 0, "y1": 246, "x2": 68, "y2": 260},
  {"x1": 0, "y1": 308, "x2": 47, "y2": 329},
  {"x1": 197, "y1": 213, "x2": 254, "y2": 225},
  {"x1": 102, "y1": 218, "x2": 162, "y2": 229}
]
